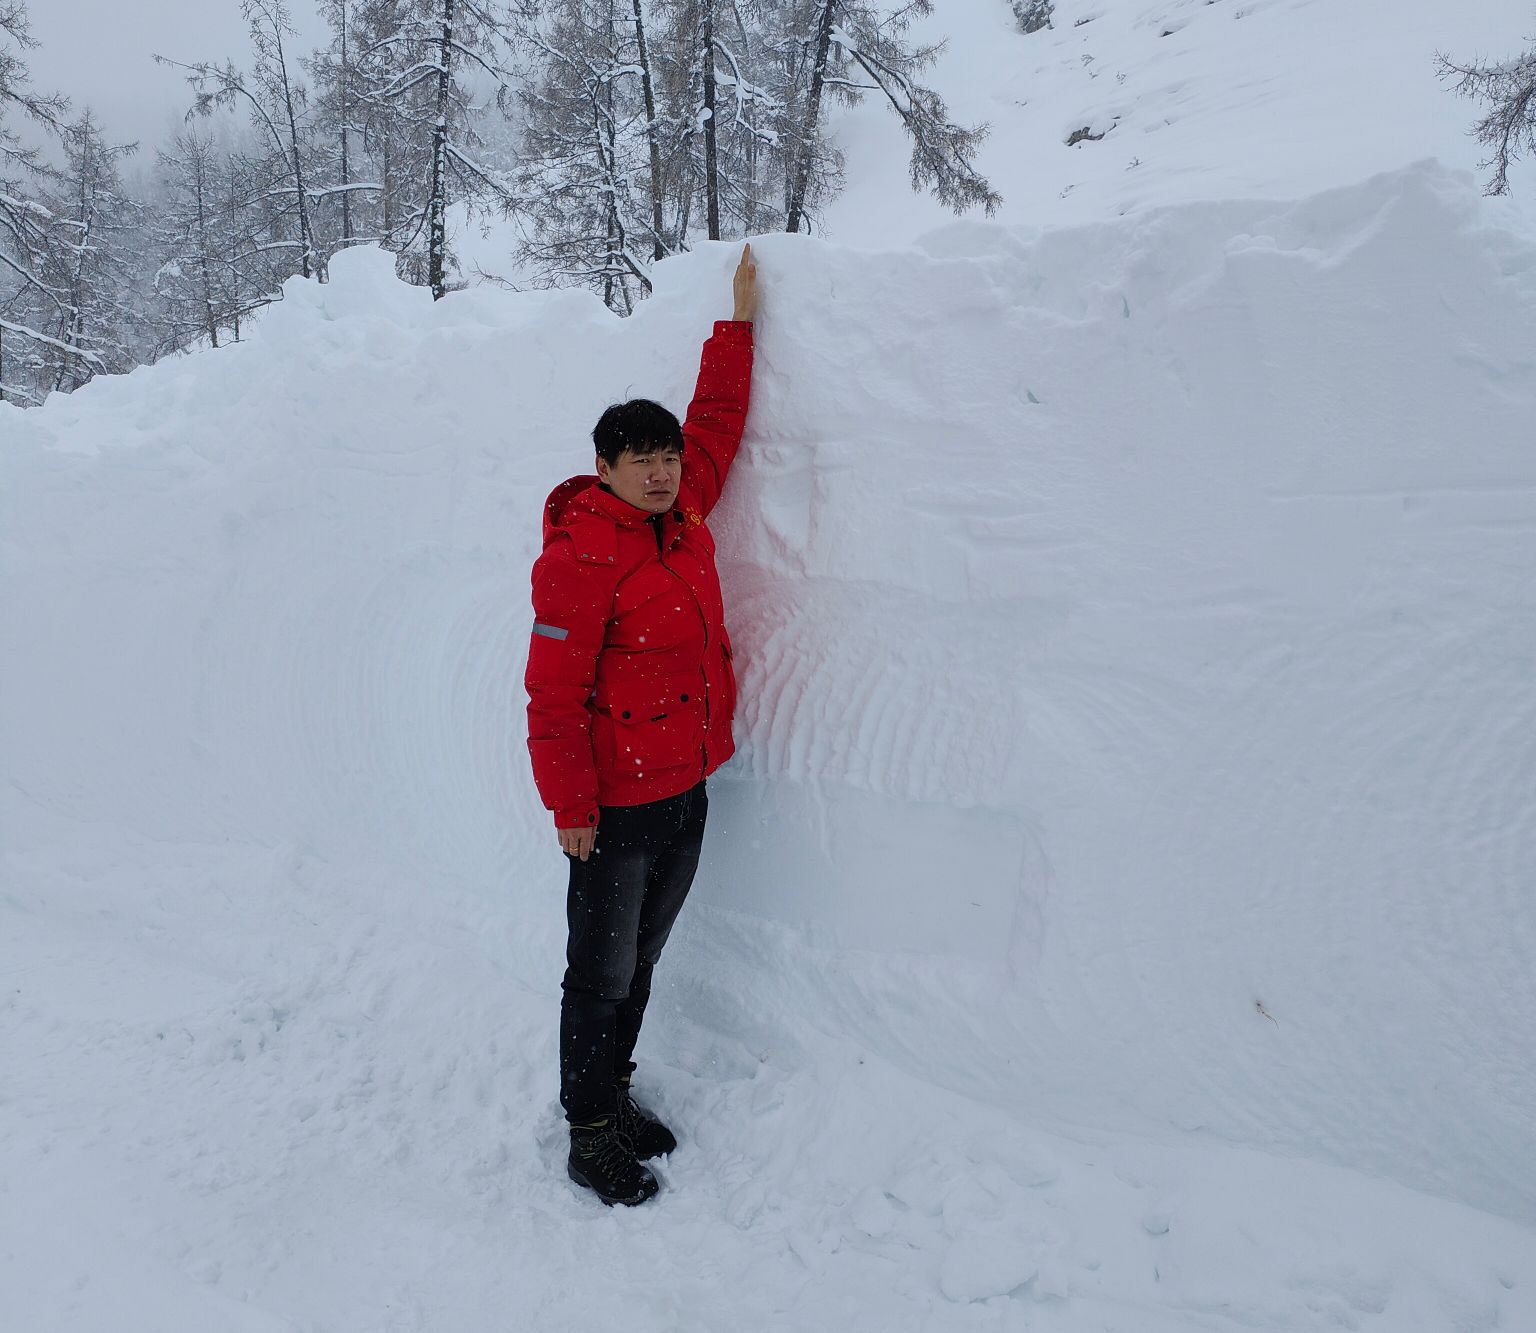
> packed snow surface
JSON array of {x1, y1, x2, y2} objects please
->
[
  {"x1": 6, "y1": 154, "x2": 1535, "y2": 1329},
  {"x1": 10, "y1": 0, "x2": 1536, "y2": 1318}
]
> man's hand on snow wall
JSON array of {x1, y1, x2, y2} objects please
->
[{"x1": 733, "y1": 242, "x2": 758, "y2": 323}]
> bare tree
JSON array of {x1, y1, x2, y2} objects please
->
[
  {"x1": 831, "y1": 5, "x2": 1000, "y2": 216},
  {"x1": 39, "y1": 109, "x2": 144, "y2": 393},
  {"x1": 786, "y1": 0, "x2": 999, "y2": 230},
  {"x1": 153, "y1": 131, "x2": 243, "y2": 354},
  {"x1": 705, "y1": 0, "x2": 783, "y2": 235},
  {"x1": 783, "y1": 0, "x2": 839, "y2": 232},
  {"x1": 358, "y1": 0, "x2": 531, "y2": 299},
  {"x1": 629, "y1": 0, "x2": 668, "y2": 260},
  {"x1": 1438, "y1": 36, "x2": 1536, "y2": 196},
  {"x1": 519, "y1": 0, "x2": 989, "y2": 300},
  {"x1": 219, "y1": 143, "x2": 283, "y2": 341},
  {"x1": 516, "y1": 0, "x2": 656, "y2": 310},
  {"x1": 0, "y1": 0, "x2": 96, "y2": 402},
  {"x1": 143, "y1": 124, "x2": 296, "y2": 361},
  {"x1": 309, "y1": 0, "x2": 382, "y2": 249},
  {"x1": 652, "y1": 0, "x2": 785, "y2": 240},
  {"x1": 339, "y1": 0, "x2": 432, "y2": 246},
  {"x1": 699, "y1": 0, "x2": 721, "y2": 237},
  {"x1": 159, "y1": 0, "x2": 323, "y2": 280}
]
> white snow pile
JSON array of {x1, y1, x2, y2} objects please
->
[{"x1": 5, "y1": 159, "x2": 1536, "y2": 1329}]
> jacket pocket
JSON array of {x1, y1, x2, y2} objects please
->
[{"x1": 594, "y1": 679, "x2": 707, "y2": 777}]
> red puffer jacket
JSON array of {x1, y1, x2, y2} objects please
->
[{"x1": 525, "y1": 320, "x2": 753, "y2": 829}]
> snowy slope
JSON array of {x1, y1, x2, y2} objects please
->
[
  {"x1": 823, "y1": 0, "x2": 1536, "y2": 243},
  {"x1": 6, "y1": 3, "x2": 1536, "y2": 1330}
]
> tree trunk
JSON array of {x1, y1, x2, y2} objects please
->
[
  {"x1": 339, "y1": 0, "x2": 352, "y2": 245},
  {"x1": 194, "y1": 152, "x2": 220, "y2": 348},
  {"x1": 275, "y1": 24, "x2": 316, "y2": 278},
  {"x1": 630, "y1": 0, "x2": 666, "y2": 262},
  {"x1": 228, "y1": 165, "x2": 244, "y2": 342},
  {"x1": 598, "y1": 5, "x2": 642, "y2": 310},
  {"x1": 735, "y1": 5, "x2": 761, "y2": 233},
  {"x1": 786, "y1": 0, "x2": 837, "y2": 234},
  {"x1": 382, "y1": 135, "x2": 395, "y2": 240},
  {"x1": 54, "y1": 136, "x2": 93, "y2": 394},
  {"x1": 702, "y1": 0, "x2": 719, "y2": 240},
  {"x1": 428, "y1": 0, "x2": 454, "y2": 300},
  {"x1": 600, "y1": 13, "x2": 617, "y2": 311}
]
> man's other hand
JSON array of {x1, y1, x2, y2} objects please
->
[{"x1": 560, "y1": 826, "x2": 597, "y2": 861}]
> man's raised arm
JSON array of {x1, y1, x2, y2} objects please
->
[{"x1": 681, "y1": 243, "x2": 757, "y2": 518}]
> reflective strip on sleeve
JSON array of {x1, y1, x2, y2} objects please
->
[{"x1": 532, "y1": 623, "x2": 569, "y2": 641}]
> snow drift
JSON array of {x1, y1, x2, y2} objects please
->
[{"x1": 5, "y1": 160, "x2": 1536, "y2": 1327}]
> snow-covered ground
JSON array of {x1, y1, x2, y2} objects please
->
[{"x1": 5, "y1": 3, "x2": 1536, "y2": 1331}]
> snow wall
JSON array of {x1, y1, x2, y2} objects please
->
[{"x1": 5, "y1": 161, "x2": 1535, "y2": 1222}]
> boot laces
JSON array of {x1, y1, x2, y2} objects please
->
[
  {"x1": 576, "y1": 1122, "x2": 634, "y2": 1177},
  {"x1": 615, "y1": 1092, "x2": 638, "y2": 1138}
]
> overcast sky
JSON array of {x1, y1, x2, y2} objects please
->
[{"x1": 26, "y1": 1, "x2": 329, "y2": 162}]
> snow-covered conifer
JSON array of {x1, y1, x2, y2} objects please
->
[
  {"x1": 515, "y1": 0, "x2": 657, "y2": 311},
  {"x1": 652, "y1": 0, "x2": 786, "y2": 239},
  {"x1": 355, "y1": 0, "x2": 532, "y2": 299}
]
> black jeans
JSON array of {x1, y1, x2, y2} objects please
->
[{"x1": 559, "y1": 780, "x2": 708, "y2": 1125}]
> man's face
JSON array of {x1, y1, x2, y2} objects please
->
[{"x1": 596, "y1": 444, "x2": 683, "y2": 514}]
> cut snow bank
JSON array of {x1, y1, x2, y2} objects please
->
[{"x1": 4, "y1": 159, "x2": 1535, "y2": 1248}]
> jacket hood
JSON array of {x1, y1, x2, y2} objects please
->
[
  {"x1": 542, "y1": 475, "x2": 599, "y2": 545},
  {"x1": 542, "y1": 474, "x2": 676, "y2": 548}
]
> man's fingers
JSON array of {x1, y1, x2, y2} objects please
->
[{"x1": 560, "y1": 829, "x2": 595, "y2": 860}]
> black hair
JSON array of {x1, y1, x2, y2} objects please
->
[{"x1": 591, "y1": 398, "x2": 684, "y2": 466}]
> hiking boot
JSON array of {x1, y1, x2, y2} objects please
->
[
  {"x1": 567, "y1": 1117, "x2": 659, "y2": 1206},
  {"x1": 614, "y1": 1088, "x2": 677, "y2": 1160}
]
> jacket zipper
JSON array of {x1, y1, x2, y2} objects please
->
[{"x1": 656, "y1": 523, "x2": 712, "y2": 767}]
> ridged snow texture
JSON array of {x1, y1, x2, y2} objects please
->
[{"x1": 5, "y1": 163, "x2": 1535, "y2": 1243}]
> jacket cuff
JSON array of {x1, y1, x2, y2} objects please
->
[
  {"x1": 555, "y1": 805, "x2": 600, "y2": 830},
  {"x1": 714, "y1": 319, "x2": 752, "y2": 339}
]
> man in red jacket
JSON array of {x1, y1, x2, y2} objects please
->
[{"x1": 525, "y1": 244, "x2": 757, "y2": 1206}]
